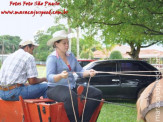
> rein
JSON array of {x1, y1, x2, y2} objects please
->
[
  {"x1": 81, "y1": 76, "x2": 91, "y2": 122},
  {"x1": 75, "y1": 70, "x2": 162, "y2": 77},
  {"x1": 67, "y1": 79, "x2": 77, "y2": 122},
  {"x1": 78, "y1": 96, "x2": 136, "y2": 108},
  {"x1": 67, "y1": 70, "x2": 161, "y2": 121}
]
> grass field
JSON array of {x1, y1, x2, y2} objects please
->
[
  {"x1": 37, "y1": 65, "x2": 46, "y2": 78},
  {"x1": 97, "y1": 102, "x2": 137, "y2": 122},
  {"x1": 36, "y1": 65, "x2": 137, "y2": 122}
]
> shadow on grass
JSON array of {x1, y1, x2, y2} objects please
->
[
  {"x1": 105, "y1": 98, "x2": 137, "y2": 104},
  {"x1": 97, "y1": 99, "x2": 137, "y2": 122}
]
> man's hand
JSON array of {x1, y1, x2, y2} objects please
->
[{"x1": 61, "y1": 71, "x2": 69, "y2": 79}]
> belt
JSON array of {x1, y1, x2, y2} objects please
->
[{"x1": 0, "y1": 84, "x2": 23, "y2": 91}]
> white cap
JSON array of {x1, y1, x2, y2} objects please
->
[{"x1": 19, "y1": 40, "x2": 39, "y2": 47}]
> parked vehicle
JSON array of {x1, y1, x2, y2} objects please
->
[{"x1": 75, "y1": 60, "x2": 162, "y2": 100}]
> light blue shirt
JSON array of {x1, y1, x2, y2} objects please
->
[{"x1": 46, "y1": 51, "x2": 85, "y2": 89}]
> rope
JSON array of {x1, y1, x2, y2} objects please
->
[
  {"x1": 74, "y1": 70, "x2": 160, "y2": 73},
  {"x1": 97, "y1": 71, "x2": 162, "y2": 77},
  {"x1": 67, "y1": 79, "x2": 77, "y2": 122},
  {"x1": 74, "y1": 71, "x2": 162, "y2": 77},
  {"x1": 66, "y1": 70, "x2": 160, "y2": 121},
  {"x1": 108, "y1": 71, "x2": 160, "y2": 73},
  {"x1": 79, "y1": 96, "x2": 136, "y2": 108},
  {"x1": 81, "y1": 76, "x2": 92, "y2": 122}
]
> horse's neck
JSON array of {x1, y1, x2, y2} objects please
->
[{"x1": 140, "y1": 79, "x2": 163, "y2": 109}]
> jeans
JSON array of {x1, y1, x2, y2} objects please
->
[
  {"x1": 0, "y1": 83, "x2": 48, "y2": 101},
  {"x1": 47, "y1": 85, "x2": 102, "y2": 122}
]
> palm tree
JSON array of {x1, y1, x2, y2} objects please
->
[{"x1": 80, "y1": 35, "x2": 102, "y2": 59}]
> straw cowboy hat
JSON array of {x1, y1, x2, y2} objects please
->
[
  {"x1": 19, "y1": 40, "x2": 39, "y2": 47},
  {"x1": 47, "y1": 30, "x2": 68, "y2": 46}
]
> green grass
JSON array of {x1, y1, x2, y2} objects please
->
[
  {"x1": 36, "y1": 65, "x2": 137, "y2": 122},
  {"x1": 97, "y1": 102, "x2": 137, "y2": 122},
  {"x1": 37, "y1": 65, "x2": 46, "y2": 78}
]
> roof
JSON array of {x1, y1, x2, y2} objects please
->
[
  {"x1": 93, "y1": 45, "x2": 163, "y2": 59},
  {"x1": 139, "y1": 49, "x2": 163, "y2": 58}
]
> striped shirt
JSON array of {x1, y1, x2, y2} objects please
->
[{"x1": 0, "y1": 49, "x2": 38, "y2": 86}]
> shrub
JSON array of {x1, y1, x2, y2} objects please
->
[{"x1": 109, "y1": 50, "x2": 123, "y2": 59}]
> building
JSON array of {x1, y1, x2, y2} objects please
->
[{"x1": 93, "y1": 45, "x2": 163, "y2": 66}]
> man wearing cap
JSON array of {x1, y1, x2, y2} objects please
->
[
  {"x1": 0, "y1": 40, "x2": 48, "y2": 101},
  {"x1": 46, "y1": 30, "x2": 102, "y2": 122}
]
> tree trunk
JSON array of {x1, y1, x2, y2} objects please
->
[
  {"x1": 68, "y1": 18, "x2": 71, "y2": 52},
  {"x1": 127, "y1": 42, "x2": 141, "y2": 60},
  {"x1": 76, "y1": 27, "x2": 80, "y2": 59}
]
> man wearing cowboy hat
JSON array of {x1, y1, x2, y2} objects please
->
[
  {"x1": 46, "y1": 30, "x2": 102, "y2": 122},
  {"x1": 0, "y1": 40, "x2": 48, "y2": 101}
]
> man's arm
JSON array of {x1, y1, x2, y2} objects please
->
[{"x1": 28, "y1": 77, "x2": 47, "y2": 85}]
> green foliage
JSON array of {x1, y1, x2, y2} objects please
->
[
  {"x1": 0, "y1": 35, "x2": 22, "y2": 54},
  {"x1": 97, "y1": 103, "x2": 137, "y2": 122},
  {"x1": 58, "y1": 0, "x2": 163, "y2": 59},
  {"x1": 34, "y1": 24, "x2": 67, "y2": 61},
  {"x1": 47, "y1": 24, "x2": 67, "y2": 34},
  {"x1": 79, "y1": 32, "x2": 102, "y2": 59},
  {"x1": 33, "y1": 24, "x2": 103, "y2": 61},
  {"x1": 71, "y1": 37, "x2": 82, "y2": 57},
  {"x1": 34, "y1": 34, "x2": 53, "y2": 61},
  {"x1": 109, "y1": 50, "x2": 123, "y2": 59},
  {"x1": 71, "y1": 33, "x2": 102, "y2": 59}
]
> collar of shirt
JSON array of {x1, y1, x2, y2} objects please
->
[
  {"x1": 19, "y1": 49, "x2": 33, "y2": 57},
  {"x1": 52, "y1": 50, "x2": 70, "y2": 59}
]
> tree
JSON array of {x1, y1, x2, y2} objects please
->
[
  {"x1": 64, "y1": 32, "x2": 102, "y2": 59},
  {"x1": 79, "y1": 34, "x2": 102, "y2": 59},
  {"x1": 59, "y1": 0, "x2": 163, "y2": 59},
  {"x1": 34, "y1": 24, "x2": 67, "y2": 61},
  {"x1": 34, "y1": 34, "x2": 52, "y2": 61},
  {"x1": 0, "y1": 35, "x2": 21, "y2": 54},
  {"x1": 71, "y1": 37, "x2": 82, "y2": 57},
  {"x1": 109, "y1": 50, "x2": 123, "y2": 59}
]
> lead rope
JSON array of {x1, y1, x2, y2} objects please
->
[
  {"x1": 79, "y1": 96, "x2": 136, "y2": 108},
  {"x1": 67, "y1": 79, "x2": 77, "y2": 122},
  {"x1": 81, "y1": 76, "x2": 92, "y2": 122},
  {"x1": 75, "y1": 71, "x2": 162, "y2": 77},
  {"x1": 67, "y1": 70, "x2": 161, "y2": 122}
]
